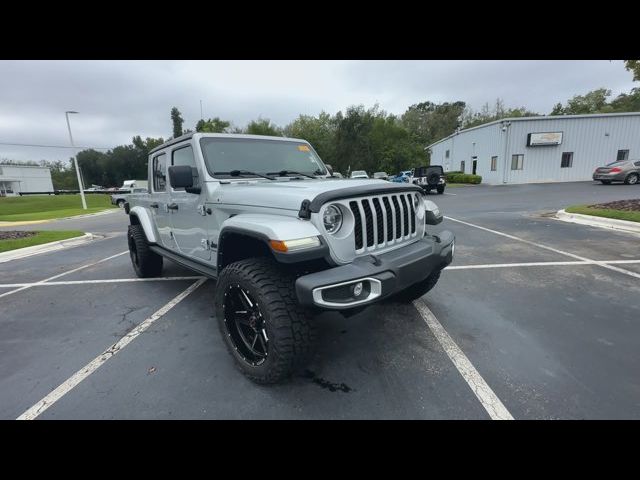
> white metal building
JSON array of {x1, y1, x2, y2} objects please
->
[
  {"x1": 426, "y1": 112, "x2": 640, "y2": 184},
  {"x1": 0, "y1": 164, "x2": 54, "y2": 196}
]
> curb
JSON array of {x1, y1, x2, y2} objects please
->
[
  {"x1": 0, "y1": 233, "x2": 100, "y2": 263},
  {"x1": 0, "y1": 208, "x2": 118, "y2": 227},
  {"x1": 555, "y1": 209, "x2": 640, "y2": 235}
]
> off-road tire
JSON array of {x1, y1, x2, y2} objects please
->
[
  {"x1": 624, "y1": 173, "x2": 639, "y2": 185},
  {"x1": 214, "y1": 257, "x2": 316, "y2": 384},
  {"x1": 436, "y1": 185, "x2": 445, "y2": 194},
  {"x1": 117, "y1": 199, "x2": 126, "y2": 208},
  {"x1": 127, "y1": 224, "x2": 163, "y2": 278},
  {"x1": 390, "y1": 269, "x2": 442, "y2": 303},
  {"x1": 600, "y1": 180, "x2": 612, "y2": 185}
]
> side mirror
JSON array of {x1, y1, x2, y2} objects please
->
[{"x1": 169, "y1": 165, "x2": 195, "y2": 191}]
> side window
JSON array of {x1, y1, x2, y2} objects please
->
[
  {"x1": 511, "y1": 154, "x2": 524, "y2": 170},
  {"x1": 460, "y1": 160, "x2": 465, "y2": 172},
  {"x1": 153, "y1": 153, "x2": 167, "y2": 192},
  {"x1": 561, "y1": 152, "x2": 573, "y2": 168},
  {"x1": 445, "y1": 150, "x2": 450, "y2": 159},
  {"x1": 490, "y1": 156, "x2": 498, "y2": 171},
  {"x1": 171, "y1": 145, "x2": 199, "y2": 189}
]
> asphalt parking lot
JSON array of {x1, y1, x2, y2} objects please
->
[{"x1": 1, "y1": 181, "x2": 640, "y2": 419}]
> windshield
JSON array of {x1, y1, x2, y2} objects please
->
[{"x1": 199, "y1": 137, "x2": 327, "y2": 178}]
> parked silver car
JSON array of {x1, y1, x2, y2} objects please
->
[{"x1": 593, "y1": 160, "x2": 640, "y2": 185}]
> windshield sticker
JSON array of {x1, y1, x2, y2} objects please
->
[{"x1": 297, "y1": 145, "x2": 310, "y2": 152}]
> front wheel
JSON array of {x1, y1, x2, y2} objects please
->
[
  {"x1": 117, "y1": 199, "x2": 126, "y2": 208},
  {"x1": 127, "y1": 224, "x2": 163, "y2": 278},
  {"x1": 214, "y1": 258, "x2": 316, "y2": 384},
  {"x1": 624, "y1": 173, "x2": 639, "y2": 185}
]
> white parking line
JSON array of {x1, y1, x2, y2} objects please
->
[
  {"x1": 445, "y1": 216, "x2": 640, "y2": 280},
  {"x1": 0, "y1": 251, "x2": 128, "y2": 299},
  {"x1": 413, "y1": 298, "x2": 513, "y2": 420},
  {"x1": 17, "y1": 278, "x2": 207, "y2": 420},
  {"x1": 445, "y1": 259, "x2": 640, "y2": 270},
  {"x1": 0, "y1": 276, "x2": 204, "y2": 288}
]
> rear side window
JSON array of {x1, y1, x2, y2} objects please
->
[
  {"x1": 171, "y1": 145, "x2": 199, "y2": 189},
  {"x1": 152, "y1": 153, "x2": 167, "y2": 192}
]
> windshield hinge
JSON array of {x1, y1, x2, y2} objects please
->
[{"x1": 298, "y1": 199, "x2": 311, "y2": 219}]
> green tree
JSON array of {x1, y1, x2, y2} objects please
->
[
  {"x1": 196, "y1": 117, "x2": 231, "y2": 133},
  {"x1": 550, "y1": 88, "x2": 611, "y2": 115},
  {"x1": 625, "y1": 60, "x2": 640, "y2": 81},
  {"x1": 245, "y1": 118, "x2": 282, "y2": 136},
  {"x1": 401, "y1": 100, "x2": 466, "y2": 150},
  {"x1": 284, "y1": 112, "x2": 337, "y2": 167},
  {"x1": 171, "y1": 107, "x2": 184, "y2": 138},
  {"x1": 609, "y1": 87, "x2": 640, "y2": 112},
  {"x1": 462, "y1": 98, "x2": 538, "y2": 128}
]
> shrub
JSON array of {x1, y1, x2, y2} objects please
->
[{"x1": 445, "y1": 173, "x2": 482, "y2": 184}]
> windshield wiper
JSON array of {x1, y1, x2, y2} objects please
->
[
  {"x1": 224, "y1": 170, "x2": 276, "y2": 181},
  {"x1": 266, "y1": 170, "x2": 317, "y2": 179}
]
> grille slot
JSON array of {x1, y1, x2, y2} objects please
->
[
  {"x1": 382, "y1": 197, "x2": 393, "y2": 242},
  {"x1": 372, "y1": 198, "x2": 384, "y2": 245},
  {"x1": 362, "y1": 199, "x2": 374, "y2": 247},
  {"x1": 349, "y1": 201, "x2": 363, "y2": 250},
  {"x1": 399, "y1": 194, "x2": 409, "y2": 237}
]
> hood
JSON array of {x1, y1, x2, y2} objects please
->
[{"x1": 213, "y1": 178, "x2": 406, "y2": 211}]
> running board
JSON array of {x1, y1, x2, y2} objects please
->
[{"x1": 149, "y1": 245, "x2": 218, "y2": 279}]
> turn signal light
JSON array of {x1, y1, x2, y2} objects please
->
[{"x1": 269, "y1": 236, "x2": 321, "y2": 253}]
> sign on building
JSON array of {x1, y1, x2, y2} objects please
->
[{"x1": 527, "y1": 132, "x2": 563, "y2": 146}]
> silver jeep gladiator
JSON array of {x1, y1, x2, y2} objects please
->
[{"x1": 125, "y1": 133, "x2": 454, "y2": 383}]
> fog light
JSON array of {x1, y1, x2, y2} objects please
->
[{"x1": 353, "y1": 282, "x2": 363, "y2": 297}]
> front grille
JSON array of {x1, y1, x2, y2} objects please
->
[{"x1": 348, "y1": 192, "x2": 418, "y2": 254}]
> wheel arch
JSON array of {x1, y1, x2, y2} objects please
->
[{"x1": 128, "y1": 206, "x2": 158, "y2": 244}]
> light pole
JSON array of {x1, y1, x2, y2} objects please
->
[{"x1": 65, "y1": 111, "x2": 87, "y2": 209}]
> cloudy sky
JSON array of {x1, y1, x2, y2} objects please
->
[{"x1": 0, "y1": 60, "x2": 635, "y2": 163}]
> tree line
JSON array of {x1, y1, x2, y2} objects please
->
[{"x1": 4, "y1": 61, "x2": 638, "y2": 189}]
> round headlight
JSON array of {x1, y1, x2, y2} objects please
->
[{"x1": 323, "y1": 205, "x2": 343, "y2": 234}]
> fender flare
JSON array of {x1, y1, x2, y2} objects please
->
[
  {"x1": 217, "y1": 214, "x2": 327, "y2": 268},
  {"x1": 128, "y1": 206, "x2": 158, "y2": 244}
]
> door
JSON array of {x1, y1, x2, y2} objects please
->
[
  {"x1": 169, "y1": 144, "x2": 211, "y2": 261},
  {"x1": 150, "y1": 152, "x2": 175, "y2": 248},
  {"x1": 472, "y1": 157, "x2": 477, "y2": 175}
]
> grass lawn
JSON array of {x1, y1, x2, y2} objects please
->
[
  {"x1": 0, "y1": 194, "x2": 116, "y2": 222},
  {"x1": 0, "y1": 230, "x2": 84, "y2": 253},
  {"x1": 566, "y1": 205, "x2": 640, "y2": 223}
]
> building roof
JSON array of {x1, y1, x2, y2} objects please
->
[
  {"x1": 425, "y1": 111, "x2": 640, "y2": 150},
  {"x1": 0, "y1": 163, "x2": 50, "y2": 170}
]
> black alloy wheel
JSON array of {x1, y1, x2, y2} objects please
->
[{"x1": 223, "y1": 284, "x2": 269, "y2": 366}]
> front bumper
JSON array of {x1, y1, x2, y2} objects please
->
[{"x1": 295, "y1": 231, "x2": 454, "y2": 309}]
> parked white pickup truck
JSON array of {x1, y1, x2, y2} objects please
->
[{"x1": 124, "y1": 133, "x2": 454, "y2": 383}]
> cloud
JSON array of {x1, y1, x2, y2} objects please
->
[{"x1": 0, "y1": 60, "x2": 635, "y2": 162}]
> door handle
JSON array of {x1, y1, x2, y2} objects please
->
[
  {"x1": 150, "y1": 203, "x2": 159, "y2": 208},
  {"x1": 167, "y1": 203, "x2": 179, "y2": 211}
]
